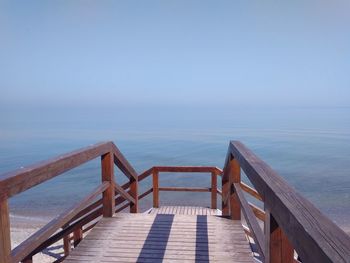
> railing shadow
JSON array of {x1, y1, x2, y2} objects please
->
[
  {"x1": 136, "y1": 214, "x2": 174, "y2": 262},
  {"x1": 195, "y1": 215, "x2": 210, "y2": 262}
]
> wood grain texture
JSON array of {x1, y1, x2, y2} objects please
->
[
  {"x1": 265, "y1": 209, "x2": 294, "y2": 263},
  {"x1": 229, "y1": 141, "x2": 350, "y2": 263},
  {"x1": 64, "y1": 213, "x2": 253, "y2": 262},
  {"x1": 0, "y1": 142, "x2": 112, "y2": 198}
]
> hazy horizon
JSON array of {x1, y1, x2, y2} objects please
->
[{"x1": 1, "y1": 0, "x2": 350, "y2": 110}]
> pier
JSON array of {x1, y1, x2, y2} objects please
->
[{"x1": 1, "y1": 141, "x2": 350, "y2": 262}]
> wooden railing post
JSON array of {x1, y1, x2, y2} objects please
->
[
  {"x1": 265, "y1": 208, "x2": 294, "y2": 263},
  {"x1": 129, "y1": 175, "x2": 138, "y2": 213},
  {"x1": 229, "y1": 158, "x2": 241, "y2": 220},
  {"x1": 222, "y1": 161, "x2": 230, "y2": 216},
  {"x1": 101, "y1": 152, "x2": 115, "y2": 217},
  {"x1": 73, "y1": 227, "x2": 83, "y2": 247},
  {"x1": 211, "y1": 172, "x2": 217, "y2": 209},
  {"x1": 152, "y1": 168, "x2": 159, "y2": 208},
  {"x1": 63, "y1": 234, "x2": 71, "y2": 256},
  {"x1": 0, "y1": 194, "x2": 11, "y2": 263}
]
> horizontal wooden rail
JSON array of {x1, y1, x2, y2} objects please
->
[
  {"x1": 153, "y1": 166, "x2": 222, "y2": 174},
  {"x1": 233, "y1": 183, "x2": 265, "y2": 260},
  {"x1": 11, "y1": 182, "x2": 109, "y2": 262},
  {"x1": 248, "y1": 202, "x2": 265, "y2": 222},
  {"x1": 228, "y1": 141, "x2": 350, "y2": 262},
  {"x1": 240, "y1": 182, "x2": 262, "y2": 201},
  {"x1": 159, "y1": 187, "x2": 211, "y2": 192},
  {"x1": 139, "y1": 188, "x2": 153, "y2": 200},
  {"x1": 0, "y1": 142, "x2": 137, "y2": 199}
]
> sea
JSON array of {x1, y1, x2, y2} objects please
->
[{"x1": 0, "y1": 106, "x2": 349, "y2": 232}]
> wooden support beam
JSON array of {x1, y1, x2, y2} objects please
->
[
  {"x1": 63, "y1": 235, "x2": 71, "y2": 256},
  {"x1": 222, "y1": 159, "x2": 230, "y2": 216},
  {"x1": 101, "y1": 152, "x2": 115, "y2": 217},
  {"x1": 0, "y1": 195, "x2": 11, "y2": 263},
  {"x1": 129, "y1": 175, "x2": 138, "y2": 213},
  {"x1": 230, "y1": 159, "x2": 241, "y2": 220},
  {"x1": 152, "y1": 169, "x2": 159, "y2": 208},
  {"x1": 211, "y1": 172, "x2": 217, "y2": 209},
  {"x1": 265, "y1": 208, "x2": 294, "y2": 263},
  {"x1": 73, "y1": 227, "x2": 83, "y2": 247}
]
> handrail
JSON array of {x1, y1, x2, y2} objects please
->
[
  {"x1": 1, "y1": 141, "x2": 349, "y2": 263},
  {"x1": 0, "y1": 142, "x2": 137, "y2": 199},
  {"x1": 0, "y1": 141, "x2": 140, "y2": 263},
  {"x1": 225, "y1": 140, "x2": 350, "y2": 263},
  {"x1": 153, "y1": 166, "x2": 222, "y2": 174},
  {"x1": 11, "y1": 182, "x2": 109, "y2": 262}
]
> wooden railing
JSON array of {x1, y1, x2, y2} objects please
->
[
  {"x1": 0, "y1": 142, "x2": 138, "y2": 263},
  {"x1": 223, "y1": 141, "x2": 350, "y2": 263},
  {"x1": 1, "y1": 140, "x2": 350, "y2": 263}
]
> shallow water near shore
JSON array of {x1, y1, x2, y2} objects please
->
[{"x1": 0, "y1": 106, "x2": 349, "y2": 233}]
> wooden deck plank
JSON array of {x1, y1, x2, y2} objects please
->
[{"x1": 64, "y1": 207, "x2": 253, "y2": 262}]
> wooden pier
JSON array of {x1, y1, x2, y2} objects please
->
[{"x1": 0, "y1": 141, "x2": 350, "y2": 263}]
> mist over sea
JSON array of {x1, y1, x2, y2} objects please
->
[{"x1": 0, "y1": 106, "x2": 349, "y2": 231}]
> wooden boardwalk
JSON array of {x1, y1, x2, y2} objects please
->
[{"x1": 64, "y1": 207, "x2": 253, "y2": 262}]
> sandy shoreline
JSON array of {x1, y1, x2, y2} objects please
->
[{"x1": 10, "y1": 214, "x2": 65, "y2": 263}]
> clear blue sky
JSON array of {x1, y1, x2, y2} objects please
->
[{"x1": 1, "y1": 0, "x2": 349, "y2": 110}]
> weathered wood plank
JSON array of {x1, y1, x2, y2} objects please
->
[
  {"x1": 265, "y1": 208, "x2": 294, "y2": 263},
  {"x1": 65, "y1": 213, "x2": 253, "y2": 262},
  {"x1": 0, "y1": 142, "x2": 112, "y2": 198},
  {"x1": 229, "y1": 141, "x2": 350, "y2": 262}
]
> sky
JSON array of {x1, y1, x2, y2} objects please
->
[{"x1": 1, "y1": 0, "x2": 350, "y2": 110}]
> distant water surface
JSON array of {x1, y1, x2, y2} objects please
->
[{"x1": 0, "y1": 106, "x2": 349, "y2": 231}]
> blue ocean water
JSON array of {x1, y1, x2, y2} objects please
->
[{"x1": 0, "y1": 106, "x2": 349, "y2": 230}]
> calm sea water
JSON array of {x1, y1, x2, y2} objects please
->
[{"x1": 0, "y1": 106, "x2": 349, "y2": 230}]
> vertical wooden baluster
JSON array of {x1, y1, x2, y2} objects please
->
[
  {"x1": 211, "y1": 172, "x2": 217, "y2": 209},
  {"x1": 101, "y1": 152, "x2": 115, "y2": 217},
  {"x1": 230, "y1": 158, "x2": 241, "y2": 220},
  {"x1": 63, "y1": 234, "x2": 71, "y2": 256},
  {"x1": 0, "y1": 194, "x2": 11, "y2": 263},
  {"x1": 222, "y1": 160, "x2": 230, "y2": 216},
  {"x1": 152, "y1": 169, "x2": 159, "y2": 208},
  {"x1": 265, "y1": 208, "x2": 294, "y2": 263},
  {"x1": 129, "y1": 175, "x2": 138, "y2": 213},
  {"x1": 73, "y1": 227, "x2": 83, "y2": 247}
]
